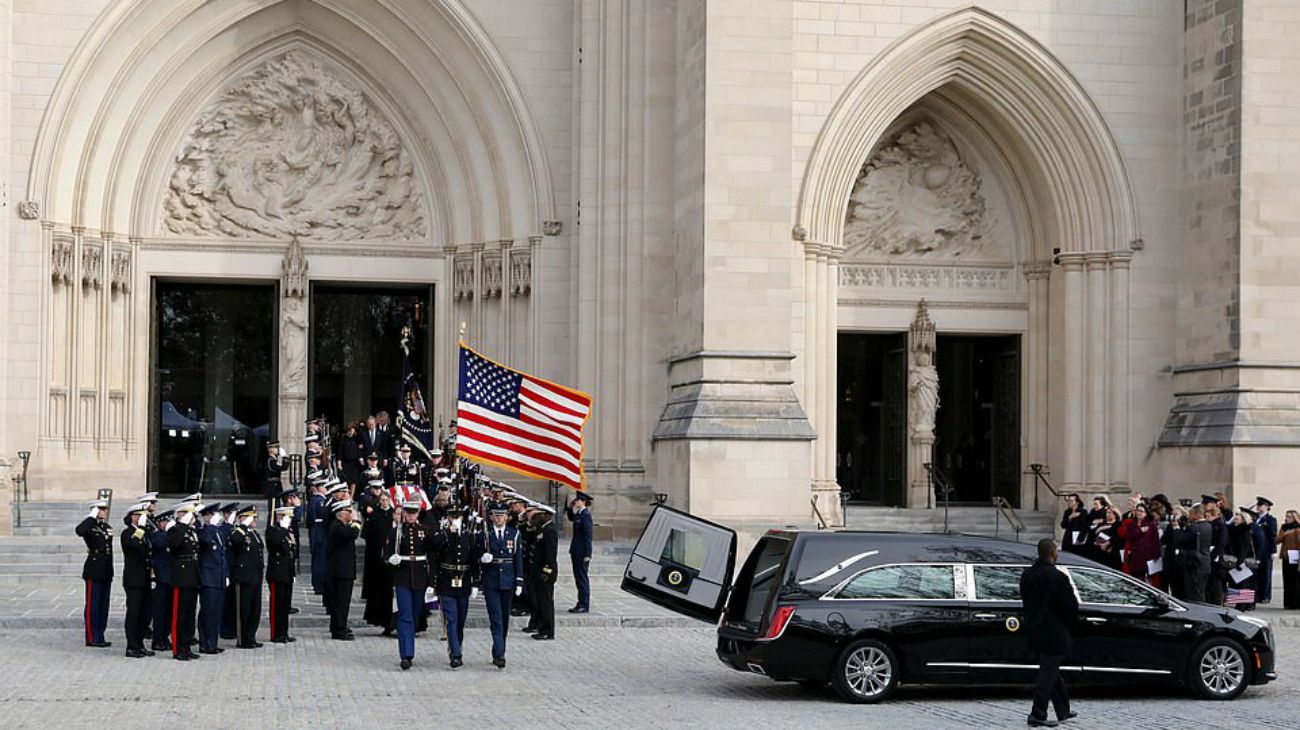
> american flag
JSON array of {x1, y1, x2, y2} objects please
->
[
  {"x1": 1226, "y1": 588, "x2": 1256, "y2": 606},
  {"x1": 389, "y1": 484, "x2": 431, "y2": 511},
  {"x1": 456, "y1": 344, "x2": 592, "y2": 489}
]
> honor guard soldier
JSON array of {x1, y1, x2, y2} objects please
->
[
  {"x1": 1254, "y1": 497, "x2": 1279, "y2": 603},
  {"x1": 266, "y1": 506, "x2": 297, "y2": 643},
  {"x1": 76, "y1": 498, "x2": 114, "y2": 648},
  {"x1": 218, "y1": 502, "x2": 239, "y2": 640},
  {"x1": 120, "y1": 502, "x2": 154, "y2": 657},
  {"x1": 278, "y1": 487, "x2": 304, "y2": 613},
  {"x1": 327, "y1": 499, "x2": 362, "y2": 640},
  {"x1": 167, "y1": 502, "x2": 203, "y2": 660},
  {"x1": 565, "y1": 492, "x2": 594, "y2": 613},
  {"x1": 384, "y1": 499, "x2": 437, "y2": 670},
  {"x1": 149, "y1": 510, "x2": 175, "y2": 652},
  {"x1": 389, "y1": 443, "x2": 422, "y2": 487},
  {"x1": 196, "y1": 503, "x2": 229, "y2": 655},
  {"x1": 526, "y1": 507, "x2": 559, "y2": 640},
  {"x1": 307, "y1": 481, "x2": 329, "y2": 595},
  {"x1": 136, "y1": 490, "x2": 162, "y2": 640},
  {"x1": 320, "y1": 481, "x2": 347, "y2": 613},
  {"x1": 512, "y1": 501, "x2": 535, "y2": 619},
  {"x1": 265, "y1": 441, "x2": 286, "y2": 515},
  {"x1": 479, "y1": 504, "x2": 524, "y2": 668},
  {"x1": 431, "y1": 507, "x2": 486, "y2": 668},
  {"x1": 229, "y1": 506, "x2": 265, "y2": 648},
  {"x1": 363, "y1": 452, "x2": 385, "y2": 488}
]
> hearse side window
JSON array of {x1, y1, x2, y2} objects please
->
[
  {"x1": 972, "y1": 565, "x2": 1024, "y2": 601},
  {"x1": 724, "y1": 537, "x2": 790, "y2": 632},
  {"x1": 837, "y1": 565, "x2": 955, "y2": 600},
  {"x1": 1068, "y1": 567, "x2": 1159, "y2": 607},
  {"x1": 660, "y1": 527, "x2": 706, "y2": 570}
]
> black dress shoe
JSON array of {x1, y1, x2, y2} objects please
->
[
  {"x1": 1061, "y1": 712, "x2": 1078, "y2": 722},
  {"x1": 151, "y1": 642, "x2": 171, "y2": 652},
  {"x1": 510, "y1": 609, "x2": 528, "y2": 616},
  {"x1": 125, "y1": 648, "x2": 146, "y2": 658},
  {"x1": 200, "y1": 648, "x2": 221, "y2": 655},
  {"x1": 184, "y1": 652, "x2": 201, "y2": 660},
  {"x1": 142, "y1": 649, "x2": 156, "y2": 657},
  {"x1": 532, "y1": 633, "x2": 554, "y2": 641},
  {"x1": 381, "y1": 628, "x2": 395, "y2": 637},
  {"x1": 521, "y1": 626, "x2": 538, "y2": 634},
  {"x1": 492, "y1": 657, "x2": 506, "y2": 669},
  {"x1": 220, "y1": 633, "x2": 236, "y2": 641},
  {"x1": 567, "y1": 606, "x2": 588, "y2": 614},
  {"x1": 400, "y1": 658, "x2": 412, "y2": 670},
  {"x1": 288, "y1": 607, "x2": 300, "y2": 614},
  {"x1": 90, "y1": 641, "x2": 112, "y2": 648},
  {"x1": 449, "y1": 656, "x2": 463, "y2": 668},
  {"x1": 1027, "y1": 719, "x2": 1058, "y2": 728},
  {"x1": 174, "y1": 654, "x2": 190, "y2": 662},
  {"x1": 332, "y1": 633, "x2": 355, "y2": 641}
]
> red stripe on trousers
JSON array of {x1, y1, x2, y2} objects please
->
[
  {"x1": 84, "y1": 580, "x2": 92, "y2": 644},
  {"x1": 171, "y1": 587, "x2": 180, "y2": 656}
]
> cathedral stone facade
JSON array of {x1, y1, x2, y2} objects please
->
[{"x1": 0, "y1": 0, "x2": 1297, "y2": 534}]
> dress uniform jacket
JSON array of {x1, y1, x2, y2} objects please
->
[
  {"x1": 167, "y1": 523, "x2": 202, "y2": 589},
  {"x1": 197, "y1": 524, "x2": 228, "y2": 590},
  {"x1": 430, "y1": 527, "x2": 485, "y2": 595},
  {"x1": 530, "y1": 521, "x2": 559, "y2": 584},
  {"x1": 148, "y1": 528, "x2": 173, "y2": 585},
  {"x1": 566, "y1": 506, "x2": 593, "y2": 560},
  {"x1": 327, "y1": 520, "x2": 360, "y2": 581},
  {"x1": 384, "y1": 521, "x2": 435, "y2": 593},
  {"x1": 121, "y1": 522, "x2": 153, "y2": 589},
  {"x1": 229, "y1": 526, "x2": 265, "y2": 584},
  {"x1": 265, "y1": 524, "x2": 296, "y2": 583},
  {"x1": 481, "y1": 524, "x2": 524, "y2": 591},
  {"x1": 76, "y1": 518, "x2": 114, "y2": 582}
]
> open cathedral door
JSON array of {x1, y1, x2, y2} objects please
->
[{"x1": 622, "y1": 505, "x2": 737, "y2": 623}]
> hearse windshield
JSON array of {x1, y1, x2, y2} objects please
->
[{"x1": 724, "y1": 536, "x2": 790, "y2": 633}]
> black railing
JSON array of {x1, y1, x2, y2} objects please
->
[
  {"x1": 992, "y1": 495, "x2": 1025, "y2": 542},
  {"x1": 1026, "y1": 463, "x2": 1061, "y2": 512},
  {"x1": 810, "y1": 497, "x2": 828, "y2": 530},
  {"x1": 924, "y1": 462, "x2": 955, "y2": 532}
]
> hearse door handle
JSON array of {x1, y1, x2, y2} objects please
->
[
  {"x1": 973, "y1": 613, "x2": 998, "y2": 620},
  {"x1": 627, "y1": 573, "x2": 646, "y2": 583},
  {"x1": 1084, "y1": 617, "x2": 1107, "y2": 624}
]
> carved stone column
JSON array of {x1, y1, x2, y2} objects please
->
[
  {"x1": 805, "y1": 239, "x2": 843, "y2": 528},
  {"x1": 1058, "y1": 252, "x2": 1086, "y2": 491},
  {"x1": 906, "y1": 301, "x2": 939, "y2": 508},
  {"x1": 1022, "y1": 261, "x2": 1052, "y2": 507},
  {"x1": 1108, "y1": 251, "x2": 1132, "y2": 492},
  {"x1": 279, "y1": 237, "x2": 309, "y2": 452},
  {"x1": 1085, "y1": 252, "x2": 1109, "y2": 491}
]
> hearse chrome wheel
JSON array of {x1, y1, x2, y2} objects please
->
[
  {"x1": 831, "y1": 639, "x2": 898, "y2": 703},
  {"x1": 1190, "y1": 639, "x2": 1249, "y2": 700}
]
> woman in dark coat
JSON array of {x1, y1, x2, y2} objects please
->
[
  {"x1": 1226, "y1": 508, "x2": 1258, "y2": 610},
  {"x1": 1059, "y1": 494, "x2": 1091, "y2": 554},
  {"x1": 361, "y1": 491, "x2": 396, "y2": 634},
  {"x1": 1089, "y1": 507, "x2": 1124, "y2": 571},
  {"x1": 337, "y1": 423, "x2": 364, "y2": 491}
]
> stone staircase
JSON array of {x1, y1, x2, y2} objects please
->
[{"x1": 843, "y1": 505, "x2": 1056, "y2": 543}]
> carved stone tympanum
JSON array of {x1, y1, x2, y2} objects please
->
[
  {"x1": 844, "y1": 122, "x2": 992, "y2": 260},
  {"x1": 164, "y1": 50, "x2": 426, "y2": 241}
]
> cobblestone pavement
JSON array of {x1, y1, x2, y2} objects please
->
[{"x1": 0, "y1": 625, "x2": 1296, "y2": 730}]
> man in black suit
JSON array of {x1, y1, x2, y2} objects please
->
[
  {"x1": 326, "y1": 500, "x2": 362, "y2": 640},
  {"x1": 1019, "y1": 538, "x2": 1079, "y2": 728},
  {"x1": 360, "y1": 416, "x2": 389, "y2": 469}
]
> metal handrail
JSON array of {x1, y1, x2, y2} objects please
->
[
  {"x1": 1026, "y1": 463, "x2": 1061, "y2": 511},
  {"x1": 810, "y1": 497, "x2": 828, "y2": 530},
  {"x1": 924, "y1": 462, "x2": 954, "y2": 532},
  {"x1": 992, "y1": 496, "x2": 1025, "y2": 542}
]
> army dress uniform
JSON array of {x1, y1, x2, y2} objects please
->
[
  {"x1": 196, "y1": 504, "x2": 229, "y2": 654},
  {"x1": 120, "y1": 503, "x2": 154, "y2": 657},
  {"x1": 383, "y1": 502, "x2": 437, "y2": 669},
  {"x1": 228, "y1": 506, "x2": 266, "y2": 648},
  {"x1": 75, "y1": 500, "x2": 114, "y2": 648},
  {"x1": 148, "y1": 511, "x2": 175, "y2": 651},
  {"x1": 326, "y1": 500, "x2": 362, "y2": 640},
  {"x1": 166, "y1": 505, "x2": 203, "y2": 660},
  {"x1": 265, "y1": 506, "x2": 297, "y2": 643},
  {"x1": 430, "y1": 513, "x2": 486, "y2": 667}
]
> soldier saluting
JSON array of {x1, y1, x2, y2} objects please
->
[
  {"x1": 120, "y1": 502, "x2": 154, "y2": 658},
  {"x1": 228, "y1": 506, "x2": 265, "y2": 649},
  {"x1": 266, "y1": 505, "x2": 297, "y2": 643},
  {"x1": 76, "y1": 498, "x2": 114, "y2": 649},
  {"x1": 327, "y1": 499, "x2": 362, "y2": 640},
  {"x1": 430, "y1": 506, "x2": 486, "y2": 669},
  {"x1": 166, "y1": 502, "x2": 203, "y2": 661}
]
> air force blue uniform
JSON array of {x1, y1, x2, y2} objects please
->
[
  {"x1": 197, "y1": 523, "x2": 228, "y2": 652},
  {"x1": 308, "y1": 494, "x2": 327, "y2": 593},
  {"x1": 1253, "y1": 510, "x2": 1279, "y2": 603},
  {"x1": 148, "y1": 526, "x2": 173, "y2": 649},
  {"x1": 567, "y1": 505, "x2": 593, "y2": 610},
  {"x1": 481, "y1": 524, "x2": 524, "y2": 662}
]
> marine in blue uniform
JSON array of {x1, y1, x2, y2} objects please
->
[
  {"x1": 166, "y1": 502, "x2": 203, "y2": 661},
  {"x1": 196, "y1": 503, "x2": 228, "y2": 654},
  {"x1": 278, "y1": 487, "x2": 304, "y2": 615},
  {"x1": 384, "y1": 499, "x2": 436, "y2": 670},
  {"x1": 1253, "y1": 496, "x2": 1279, "y2": 603},
  {"x1": 120, "y1": 502, "x2": 154, "y2": 658},
  {"x1": 479, "y1": 505, "x2": 524, "y2": 668},
  {"x1": 264, "y1": 440, "x2": 286, "y2": 516},
  {"x1": 228, "y1": 505, "x2": 265, "y2": 648},
  {"x1": 148, "y1": 510, "x2": 175, "y2": 652},
  {"x1": 75, "y1": 499, "x2": 114, "y2": 648},
  {"x1": 565, "y1": 492, "x2": 594, "y2": 613},
  {"x1": 265, "y1": 506, "x2": 297, "y2": 643},
  {"x1": 134, "y1": 492, "x2": 160, "y2": 639}
]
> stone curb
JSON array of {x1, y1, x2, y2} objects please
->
[{"x1": 0, "y1": 615, "x2": 705, "y2": 630}]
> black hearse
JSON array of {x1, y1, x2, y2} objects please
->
[{"x1": 621, "y1": 506, "x2": 1276, "y2": 703}]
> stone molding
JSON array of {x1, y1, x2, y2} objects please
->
[{"x1": 653, "y1": 351, "x2": 815, "y2": 442}]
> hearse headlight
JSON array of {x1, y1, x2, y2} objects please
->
[{"x1": 1234, "y1": 612, "x2": 1269, "y2": 629}]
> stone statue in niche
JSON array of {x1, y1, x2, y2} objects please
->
[
  {"x1": 164, "y1": 50, "x2": 426, "y2": 241},
  {"x1": 281, "y1": 295, "x2": 308, "y2": 393},
  {"x1": 908, "y1": 300, "x2": 939, "y2": 438},
  {"x1": 844, "y1": 122, "x2": 992, "y2": 260}
]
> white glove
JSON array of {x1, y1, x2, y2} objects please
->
[
  {"x1": 225, "y1": 578, "x2": 230, "y2": 587},
  {"x1": 470, "y1": 588, "x2": 479, "y2": 600},
  {"x1": 515, "y1": 585, "x2": 523, "y2": 597},
  {"x1": 88, "y1": 509, "x2": 99, "y2": 519},
  {"x1": 387, "y1": 554, "x2": 401, "y2": 566},
  {"x1": 479, "y1": 552, "x2": 493, "y2": 564}
]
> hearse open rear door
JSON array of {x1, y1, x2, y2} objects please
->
[{"x1": 621, "y1": 505, "x2": 737, "y2": 623}]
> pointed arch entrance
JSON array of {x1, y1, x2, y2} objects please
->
[{"x1": 798, "y1": 8, "x2": 1141, "y2": 518}]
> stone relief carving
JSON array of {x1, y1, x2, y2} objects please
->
[
  {"x1": 844, "y1": 122, "x2": 993, "y2": 260},
  {"x1": 281, "y1": 295, "x2": 308, "y2": 394},
  {"x1": 81, "y1": 245, "x2": 103, "y2": 290},
  {"x1": 164, "y1": 50, "x2": 426, "y2": 241},
  {"x1": 481, "y1": 254, "x2": 503, "y2": 300},
  {"x1": 542, "y1": 220, "x2": 563, "y2": 237},
  {"x1": 51, "y1": 238, "x2": 74, "y2": 286},
  {"x1": 281, "y1": 235, "x2": 309, "y2": 298},
  {"x1": 453, "y1": 256, "x2": 475, "y2": 301},
  {"x1": 18, "y1": 200, "x2": 40, "y2": 220},
  {"x1": 510, "y1": 249, "x2": 532, "y2": 297},
  {"x1": 109, "y1": 250, "x2": 132, "y2": 293},
  {"x1": 839, "y1": 263, "x2": 1014, "y2": 292},
  {"x1": 908, "y1": 300, "x2": 939, "y2": 439}
]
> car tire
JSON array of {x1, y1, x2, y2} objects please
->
[
  {"x1": 831, "y1": 638, "x2": 899, "y2": 704},
  {"x1": 1187, "y1": 637, "x2": 1250, "y2": 701}
]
